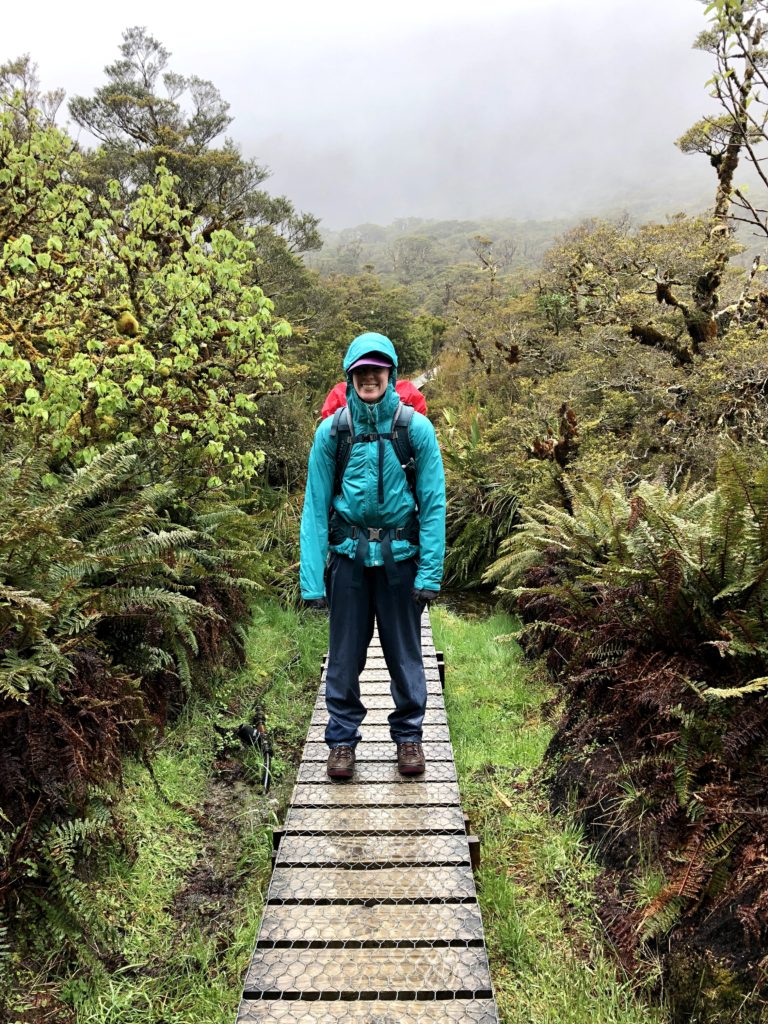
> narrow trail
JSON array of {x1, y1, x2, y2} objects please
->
[
  {"x1": 35, "y1": 602, "x2": 665, "y2": 1024},
  {"x1": 236, "y1": 613, "x2": 499, "y2": 1022}
]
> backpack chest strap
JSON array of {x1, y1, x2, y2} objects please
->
[
  {"x1": 331, "y1": 401, "x2": 417, "y2": 506},
  {"x1": 352, "y1": 431, "x2": 394, "y2": 444}
]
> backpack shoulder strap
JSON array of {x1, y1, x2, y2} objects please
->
[
  {"x1": 331, "y1": 402, "x2": 419, "y2": 504},
  {"x1": 331, "y1": 406, "x2": 353, "y2": 496},
  {"x1": 391, "y1": 402, "x2": 414, "y2": 462},
  {"x1": 330, "y1": 405, "x2": 348, "y2": 437},
  {"x1": 391, "y1": 402, "x2": 418, "y2": 502}
]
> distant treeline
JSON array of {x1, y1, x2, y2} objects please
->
[{"x1": 308, "y1": 216, "x2": 570, "y2": 284}]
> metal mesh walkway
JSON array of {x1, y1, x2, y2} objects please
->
[{"x1": 236, "y1": 616, "x2": 499, "y2": 1023}]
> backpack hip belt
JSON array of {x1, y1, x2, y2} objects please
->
[{"x1": 329, "y1": 515, "x2": 419, "y2": 588}]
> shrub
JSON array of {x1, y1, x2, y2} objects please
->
[
  {"x1": 487, "y1": 463, "x2": 768, "y2": 993},
  {"x1": 441, "y1": 411, "x2": 520, "y2": 588},
  {"x1": 0, "y1": 437, "x2": 257, "y2": 957},
  {"x1": 0, "y1": 93, "x2": 287, "y2": 484}
]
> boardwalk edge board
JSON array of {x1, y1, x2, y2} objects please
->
[{"x1": 235, "y1": 614, "x2": 499, "y2": 1021}]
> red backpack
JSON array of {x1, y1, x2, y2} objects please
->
[{"x1": 321, "y1": 379, "x2": 427, "y2": 419}]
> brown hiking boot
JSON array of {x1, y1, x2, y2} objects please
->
[
  {"x1": 397, "y1": 742, "x2": 426, "y2": 775},
  {"x1": 326, "y1": 745, "x2": 355, "y2": 779}
]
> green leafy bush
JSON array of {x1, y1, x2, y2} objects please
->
[
  {"x1": 487, "y1": 463, "x2": 768, "y2": 993},
  {"x1": 0, "y1": 438, "x2": 257, "y2": 958},
  {"x1": 0, "y1": 90, "x2": 287, "y2": 483},
  {"x1": 441, "y1": 411, "x2": 520, "y2": 588}
]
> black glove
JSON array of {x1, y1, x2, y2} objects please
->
[
  {"x1": 411, "y1": 588, "x2": 438, "y2": 613},
  {"x1": 304, "y1": 597, "x2": 328, "y2": 612}
]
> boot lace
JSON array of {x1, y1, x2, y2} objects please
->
[{"x1": 400, "y1": 742, "x2": 421, "y2": 757}]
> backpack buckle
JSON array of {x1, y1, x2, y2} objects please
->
[{"x1": 367, "y1": 527, "x2": 384, "y2": 542}]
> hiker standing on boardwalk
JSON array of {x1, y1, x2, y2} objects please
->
[{"x1": 300, "y1": 332, "x2": 446, "y2": 779}]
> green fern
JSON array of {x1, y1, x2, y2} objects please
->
[
  {"x1": 488, "y1": 461, "x2": 768, "y2": 966},
  {"x1": 0, "y1": 435, "x2": 263, "y2": 968},
  {"x1": 703, "y1": 677, "x2": 768, "y2": 699},
  {"x1": 441, "y1": 413, "x2": 521, "y2": 587},
  {"x1": 673, "y1": 731, "x2": 693, "y2": 808}
]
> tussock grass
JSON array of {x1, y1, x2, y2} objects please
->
[{"x1": 433, "y1": 606, "x2": 668, "y2": 1024}]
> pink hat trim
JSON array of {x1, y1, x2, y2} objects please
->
[{"x1": 348, "y1": 355, "x2": 393, "y2": 372}]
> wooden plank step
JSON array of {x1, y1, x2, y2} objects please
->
[
  {"x1": 268, "y1": 865, "x2": 477, "y2": 902},
  {"x1": 242, "y1": 946, "x2": 492, "y2": 997},
  {"x1": 354, "y1": 663, "x2": 438, "y2": 671},
  {"x1": 275, "y1": 834, "x2": 469, "y2": 867},
  {"x1": 311, "y1": 707, "x2": 448, "y2": 726},
  {"x1": 254, "y1": 902, "x2": 483, "y2": 944},
  {"x1": 297, "y1": 762, "x2": 456, "y2": 784},
  {"x1": 284, "y1": 806, "x2": 467, "y2": 834},
  {"x1": 320, "y1": 679, "x2": 444, "y2": 694},
  {"x1": 322, "y1": 670, "x2": 442, "y2": 683},
  {"x1": 305, "y1": 724, "x2": 451, "y2": 742},
  {"x1": 362, "y1": 669, "x2": 440, "y2": 683},
  {"x1": 301, "y1": 741, "x2": 455, "y2": 762},
  {"x1": 313, "y1": 694, "x2": 445, "y2": 712},
  {"x1": 361, "y1": 656, "x2": 437, "y2": 669},
  {"x1": 291, "y1": 782, "x2": 461, "y2": 807},
  {"x1": 353, "y1": 650, "x2": 437, "y2": 660},
  {"x1": 238, "y1": 998, "x2": 498, "y2": 1022}
]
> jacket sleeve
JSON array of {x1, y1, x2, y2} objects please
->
[
  {"x1": 300, "y1": 422, "x2": 335, "y2": 600},
  {"x1": 411, "y1": 416, "x2": 446, "y2": 591}
]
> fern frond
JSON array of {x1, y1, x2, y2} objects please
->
[
  {"x1": 638, "y1": 891, "x2": 686, "y2": 940},
  {"x1": 0, "y1": 585, "x2": 52, "y2": 616},
  {"x1": 703, "y1": 677, "x2": 768, "y2": 700},
  {"x1": 100, "y1": 587, "x2": 220, "y2": 620}
]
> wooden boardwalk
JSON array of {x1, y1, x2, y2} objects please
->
[{"x1": 236, "y1": 616, "x2": 499, "y2": 1023}]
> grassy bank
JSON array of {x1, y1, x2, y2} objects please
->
[
  {"x1": 432, "y1": 606, "x2": 668, "y2": 1024},
  {"x1": 8, "y1": 600, "x2": 328, "y2": 1024}
]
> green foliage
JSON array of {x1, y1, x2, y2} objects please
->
[
  {"x1": 542, "y1": 215, "x2": 738, "y2": 347},
  {"x1": 489, "y1": 459, "x2": 768, "y2": 653},
  {"x1": 684, "y1": 0, "x2": 768, "y2": 250},
  {"x1": 0, "y1": 75, "x2": 289, "y2": 481},
  {"x1": 440, "y1": 411, "x2": 520, "y2": 588},
  {"x1": 68, "y1": 29, "x2": 321, "y2": 255},
  {"x1": 487, "y1": 464, "x2": 768, "y2": 989},
  {"x1": 676, "y1": 114, "x2": 761, "y2": 156},
  {"x1": 537, "y1": 290, "x2": 574, "y2": 335},
  {"x1": 426, "y1": 205, "x2": 768, "y2": 590},
  {"x1": 246, "y1": 387, "x2": 317, "y2": 490},
  {"x1": 0, "y1": 436, "x2": 259, "y2": 957},
  {"x1": 247, "y1": 488, "x2": 306, "y2": 607},
  {"x1": 311, "y1": 216, "x2": 567, "y2": 293},
  {"x1": 3, "y1": 598, "x2": 329, "y2": 1021},
  {"x1": 294, "y1": 270, "x2": 437, "y2": 396}
]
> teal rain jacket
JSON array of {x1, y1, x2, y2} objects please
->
[{"x1": 300, "y1": 332, "x2": 446, "y2": 600}]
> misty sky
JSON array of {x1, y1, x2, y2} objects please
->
[{"x1": 5, "y1": 0, "x2": 719, "y2": 229}]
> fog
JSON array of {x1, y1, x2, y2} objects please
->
[{"x1": 5, "y1": 0, "x2": 718, "y2": 229}]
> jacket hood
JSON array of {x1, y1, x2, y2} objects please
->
[{"x1": 343, "y1": 333, "x2": 399, "y2": 385}]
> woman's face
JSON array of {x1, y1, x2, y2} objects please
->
[{"x1": 352, "y1": 365, "x2": 389, "y2": 403}]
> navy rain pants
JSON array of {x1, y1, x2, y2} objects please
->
[{"x1": 324, "y1": 553, "x2": 426, "y2": 747}]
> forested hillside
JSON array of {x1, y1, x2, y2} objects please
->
[
  {"x1": 308, "y1": 217, "x2": 568, "y2": 288},
  {"x1": 1, "y1": 3, "x2": 768, "y2": 1022}
]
